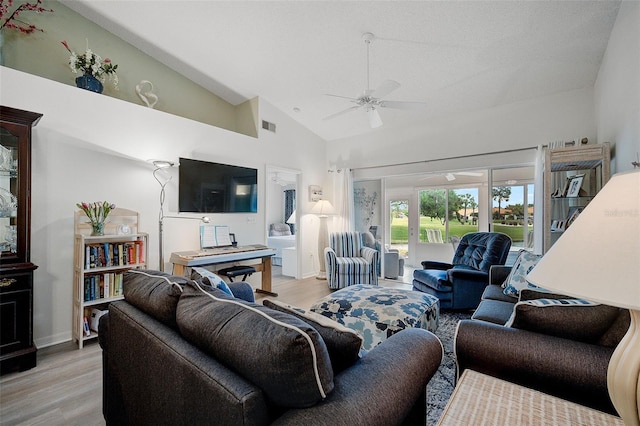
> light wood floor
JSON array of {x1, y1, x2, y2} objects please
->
[{"x1": 0, "y1": 273, "x2": 411, "y2": 425}]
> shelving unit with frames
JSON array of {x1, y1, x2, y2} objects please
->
[
  {"x1": 543, "y1": 143, "x2": 610, "y2": 253},
  {"x1": 73, "y1": 207, "x2": 148, "y2": 348}
]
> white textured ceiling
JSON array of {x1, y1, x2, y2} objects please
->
[{"x1": 63, "y1": 1, "x2": 621, "y2": 142}]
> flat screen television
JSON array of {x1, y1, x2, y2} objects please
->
[{"x1": 179, "y1": 157, "x2": 258, "y2": 213}]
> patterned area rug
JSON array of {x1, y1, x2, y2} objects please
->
[{"x1": 426, "y1": 311, "x2": 472, "y2": 425}]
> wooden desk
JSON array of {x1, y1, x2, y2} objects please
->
[
  {"x1": 437, "y1": 370, "x2": 623, "y2": 425},
  {"x1": 170, "y1": 245, "x2": 277, "y2": 296}
]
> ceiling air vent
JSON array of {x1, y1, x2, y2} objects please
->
[{"x1": 262, "y1": 120, "x2": 276, "y2": 133}]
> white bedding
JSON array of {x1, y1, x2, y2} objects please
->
[{"x1": 267, "y1": 235, "x2": 296, "y2": 265}]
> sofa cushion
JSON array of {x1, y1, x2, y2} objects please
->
[
  {"x1": 482, "y1": 284, "x2": 517, "y2": 303},
  {"x1": 502, "y1": 250, "x2": 542, "y2": 297},
  {"x1": 123, "y1": 269, "x2": 188, "y2": 328},
  {"x1": 471, "y1": 299, "x2": 515, "y2": 325},
  {"x1": 190, "y1": 266, "x2": 233, "y2": 296},
  {"x1": 263, "y1": 299, "x2": 362, "y2": 373},
  {"x1": 597, "y1": 309, "x2": 631, "y2": 348},
  {"x1": 176, "y1": 280, "x2": 334, "y2": 408},
  {"x1": 506, "y1": 298, "x2": 621, "y2": 343}
]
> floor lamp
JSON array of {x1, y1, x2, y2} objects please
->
[
  {"x1": 311, "y1": 200, "x2": 334, "y2": 279},
  {"x1": 153, "y1": 160, "x2": 209, "y2": 271},
  {"x1": 527, "y1": 169, "x2": 640, "y2": 426}
]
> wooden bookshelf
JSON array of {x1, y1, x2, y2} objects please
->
[{"x1": 73, "y1": 208, "x2": 148, "y2": 348}]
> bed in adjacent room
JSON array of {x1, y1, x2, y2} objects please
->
[{"x1": 268, "y1": 223, "x2": 295, "y2": 266}]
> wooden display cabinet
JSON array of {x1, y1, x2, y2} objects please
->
[{"x1": 0, "y1": 106, "x2": 42, "y2": 374}]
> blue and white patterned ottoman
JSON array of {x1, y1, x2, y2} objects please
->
[{"x1": 310, "y1": 284, "x2": 439, "y2": 351}]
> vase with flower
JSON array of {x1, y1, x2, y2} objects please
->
[
  {"x1": 61, "y1": 40, "x2": 118, "y2": 93},
  {"x1": 77, "y1": 201, "x2": 115, "y2": 236}
]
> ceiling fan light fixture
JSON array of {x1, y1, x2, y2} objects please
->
[
  {"x1": 368, "y1": 108, "x2": 383, "y2": 128},
  {"x1": 322, "y1": 32, "x2": 426, "y2": 125}
]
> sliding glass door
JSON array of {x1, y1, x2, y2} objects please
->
[
  {"x1": 491, "y1": 167, "x2": 535, "y2": 249},
  {"x1": 389, "y1": 199, "x2": 409, "y2": 258}
]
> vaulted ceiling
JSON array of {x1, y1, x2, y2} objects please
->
[{"x1": 63, "y1": 1, "x2": 621, "y2": 142}]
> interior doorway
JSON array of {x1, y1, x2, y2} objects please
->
[{"x1": 265, "y1": 165, "x2": 301, "y2": 279}]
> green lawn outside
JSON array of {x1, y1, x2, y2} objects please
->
[{"x1": 390, "y1": 217, "x2": 531, "y2": 243}]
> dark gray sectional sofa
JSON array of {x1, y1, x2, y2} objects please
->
[
  {"x1": 454, "y1": 265, "x2": 630, "y2": 415},
  {"x1": 99, "y1": 269, "x2": 444, "y2": 425}
]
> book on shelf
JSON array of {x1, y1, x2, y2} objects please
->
[
  {"x1": 84, "y1": 241, "x2": 145, "y2": 270},
  {"x1": 83, "y1": 272, "x2": 125, "y2": 301},
  {"x1": 83, "y1": 316, "x2": 91, "y2": 336}
]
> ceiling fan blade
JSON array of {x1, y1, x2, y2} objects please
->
[
  {"x1": 368, "y1": 108, "x2": 383, "y2": 128},
  {"x1": 455, "y1": 171, "x2": 484, "y2": 177},
  {"x1": 323, "y1": 105, "x2": 361, "y2": 121},
  {"x1": 380, "y1": 100, "x2": 427, "y2": 110},
  {"x1": 324, "y1": 93, "x2": 360, "y2": 102},
  {"x1": 371, "y1": 80, "x2": 400, "y2": 99}
]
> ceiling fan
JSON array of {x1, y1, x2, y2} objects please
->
[
  {"x1": 420, "y1": 171, "x2": 484, "y2": 182},
  {"x1": 323, "y1": 32, "x2": 427, "y2": 128}
]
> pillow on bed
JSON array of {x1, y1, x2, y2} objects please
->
[{"x1": 269, "y1": 223, "x2": 292, "y2": 236}]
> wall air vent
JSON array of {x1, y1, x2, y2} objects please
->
[{"x1": 262, "y1": 120, "x2": 276, "y2": 133}]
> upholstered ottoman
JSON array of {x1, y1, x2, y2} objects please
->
[{"x1": 310, "y1": 284, "x2": 439, "y2": 351}]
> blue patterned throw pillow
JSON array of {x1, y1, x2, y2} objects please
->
[
  {"x1": 502, "y1": 250, "x2": 543, "y2": 297},
  {"x1": 191, "y1": 267, "x2": 233, "y2": 296}
]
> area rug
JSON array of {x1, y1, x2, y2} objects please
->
[{"x1": 426, "y1": 311, "x2": 472, "y2": 425}]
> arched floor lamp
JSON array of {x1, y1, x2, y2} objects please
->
[{"x1": 153, "y1": 160, "x2": 209, "y2": 271}]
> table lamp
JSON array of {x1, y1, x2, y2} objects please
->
[
  {"x1": 286, "y1": 210, "x2": 296, "y2": 225},
  {"x1": 527, "y1": 169, "x2": 640, "y2": 425},
  {"x1": 311, "y1": 200, "x2": 335, "y2": 279}
]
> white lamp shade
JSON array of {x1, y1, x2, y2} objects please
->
[
  {"x1": 527, "y1": 169, "x2": 640, "y2": 310},
  {"x1": 286, "y1": 210, "x2": 296, "y2": 224},
  {"x1": 311, "y1": 200, "x2": 335, "y2": 216}
]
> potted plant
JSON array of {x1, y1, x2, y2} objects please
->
[
  {"x1": 62, "y1": 40, "x2": 118, "y2": 93},
  {"x1": 77, "y1": 201, "x2": 116, "y2": 235}
]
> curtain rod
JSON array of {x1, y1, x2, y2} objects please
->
[{"x1": 349, "y1": 144, "x2": 557, "y2": 172}]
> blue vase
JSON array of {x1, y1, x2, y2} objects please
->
[{"x1": 75, "y1": 74, "x2": 103, "y2": 94}]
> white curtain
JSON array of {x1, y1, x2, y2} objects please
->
[
  {"x1": 332, "y1": 169, "x2": 354, "y2": 232},
  {"x1": 533, "y1": 145, "x2": 545, "y2": 254}
]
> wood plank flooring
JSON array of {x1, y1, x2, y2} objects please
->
[{"x1": 0, "y1": 273, "x2": 411, "y2": 425}]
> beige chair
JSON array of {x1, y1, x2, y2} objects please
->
[{"x1": 426, "y1": 228, "x2": 444, "y2": 243}]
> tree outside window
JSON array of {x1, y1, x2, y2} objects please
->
[{"x1": 419, "y1": 188, "x2": 478, "y2": 243}]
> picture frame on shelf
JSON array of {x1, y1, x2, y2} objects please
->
[
  {"x1": 566, "y1": 174, "x2": 585, "y2": 197},
  {"x1": 560, "y1": 177, "x2": 571, "y2": 197},
  {"x1": 565, "y1": 206, "x2": 584, "y2": 229}
]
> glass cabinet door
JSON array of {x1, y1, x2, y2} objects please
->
[{"x1": 0, "y1": 125, "x2": 19, "y2": 260}]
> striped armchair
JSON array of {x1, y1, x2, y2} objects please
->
[{"x1": 324, "y1": 232, "x2": 379, "y2": 289}]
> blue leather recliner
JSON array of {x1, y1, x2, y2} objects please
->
[{"x1": 412, "y1": 232, "x2": 512, "y2": 310}]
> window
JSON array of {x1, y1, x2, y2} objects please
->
[
  {"x1": 418, "y1": 188, "x2": 479, "y2": 243},
  {"x1": 491, "y1": 167, "x2": 535, "y2": 249}
]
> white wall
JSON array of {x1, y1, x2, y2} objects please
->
[
  {"x1": 594, "y1": 0, "x2": 640, "y2": 174},
  {"x1": 328, "y1": 87, "x2": 597, "y2": 172},
  {"x1": 1, "y1": 67, "x2": 327, "y2": 347}
]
